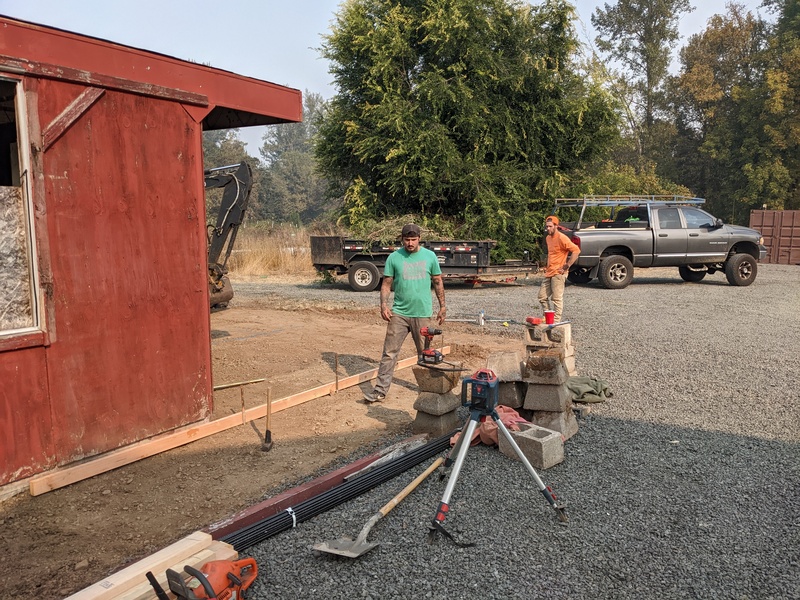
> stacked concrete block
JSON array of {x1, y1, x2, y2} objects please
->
[
  {"x1": 487, "y1": 351, "x2": 525, "y2": 409},
  {"x1": 524, "y1": 323, "x2": 577, "y2": 373},
  {"x1": 522, "y1": 340, "x2": 579, "y2": 441},
  {"x1": 411, "y1": 363, "x2": 463, "y2": 435},
  {"x1": 497, "y1": 422, "x2": 565, "y2": 470}
]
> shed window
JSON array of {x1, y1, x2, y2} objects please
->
[{"x1": 0, "y1": 78, "x2": 38, "y2": 335}]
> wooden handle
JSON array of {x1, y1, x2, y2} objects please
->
[{"x1": 379, "y1": 456, "x2": 444, "y2": 517}]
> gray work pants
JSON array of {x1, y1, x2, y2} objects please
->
[{"x1": 371, "y1": 315, "x2": 432, "y2": 397}]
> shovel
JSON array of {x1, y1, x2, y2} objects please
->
[{"x1": 313, "y1": 456, "x2": 444, "y2": 558}]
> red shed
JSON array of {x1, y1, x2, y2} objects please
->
[{"x1": 0, "y1": 16, "x2": 302, "y2": 486}]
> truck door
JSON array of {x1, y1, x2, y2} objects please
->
[
  {"x1": 680, "y1": 207, "x2": 729, "y2": 263},
  {"x1": 652, "y1": 207, "x2": 688, "y2": 265}
]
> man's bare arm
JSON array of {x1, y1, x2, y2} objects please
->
[
  {"x1": 432, "y1": 275, "x2": 446, "y2": 324},
  {"x1": 380, "y1": 276, "x2": 394, "y2": 321}
]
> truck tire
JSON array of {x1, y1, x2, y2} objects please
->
[
  {"x1": 724, "y1": 253, "x2": 758, "y2": 286},
  {"x1": 348, "y1": 262, "x2": 381, "y2": 292},
  {"x1": 678, "y1": 265, "x2": 707, "y2": 283},
  {"x1": 567, "y1": 268, "x2": 593, "y2": 285},
  {"x1": 598, "y1": 255, "x2": 633, "y2": 289}
]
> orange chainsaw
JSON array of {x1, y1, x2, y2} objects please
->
[{"x1": 165, "y1": 558, "x2": 258, "y2": 600}]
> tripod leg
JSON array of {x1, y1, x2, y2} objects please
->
[
  {"x1": 494, "y1": 418, "x2": 568, "y2": 523},
  {"x1": 431, "y1": 415, "x2": 479, "y2": 530}
]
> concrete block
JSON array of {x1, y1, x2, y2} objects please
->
[
  {"x1": 498, "y1": 382, "x2": 526, "y2": 409},
  {"x1": 523, "y1": 383, "x2": 571, "y2": 412},
  {"x1": 524, "y1": 323, "x2": 572, "y2": 347},
  {"x1": 412, "y1": 409, "x2": 461, "y2": 436},
  {"x1": 532, "y1": 407, "x2": 579, "y2": 441},
  {"x1": 564, "y1": 355, "x2": 577, "y2": 376},
  {"x1": 486, "y1": 352, "x2": 523, "y2": 382},
  {"x1": 413, "y1": 392, "x2": 461, "y2": 416},
  {"x1": 525, "y1": 342, "x2": 575, "y2": 357},
  {"x1": 522, "y1": 349, "x2": 569, "y2": 385},
  {"x1": 498, "y1": 422, "x2": 564, "y2": 470},
  {"x1": 412, "y1": 364, "x2": 462, "y2": 393}
]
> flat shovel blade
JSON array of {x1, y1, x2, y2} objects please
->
[{"x1": 313, "y1": 537, "x2": 380, "y2": 558}]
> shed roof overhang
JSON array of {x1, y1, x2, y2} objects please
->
[{"x1": 0, "y1": 16, "x2": 302, "y2": 129}]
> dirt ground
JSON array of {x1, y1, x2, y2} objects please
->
[{"x1": 0, "y1": 279, "x2": 510, "y2": 599}]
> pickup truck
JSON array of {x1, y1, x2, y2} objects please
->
[
  {"x1": 553, "y1": 196, "x2": 768, "y2": 289},
  {"x1": 310, "y1": 235, "x2": 539, "y2": 291}
]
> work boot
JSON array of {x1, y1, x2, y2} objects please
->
[{"x1": 363, "y1": 391, "x2": 386, "y2": 403}]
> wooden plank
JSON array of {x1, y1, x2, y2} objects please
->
[
  {"x1": 28, "y1": 348, "x2": 449, "y2": 496},
  {"x1": 114, "y1": 541, "x2": 237, "y2": 600},
  {"x1": 64, "y1": 531, "x2": 212, "y2": 600},
  {"x1": 42, "y1": 87, "x2": 105, "y2": 151}
]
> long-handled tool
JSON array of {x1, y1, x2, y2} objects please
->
[
  {"x1": 313, "y1": 456, "x2": 444, "y2": 558},
  {"x1": 261, "y1": 387, "x2": 273, "y2": 451}
]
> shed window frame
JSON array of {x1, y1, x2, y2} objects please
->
[{"x1": 0, "y1": 75, "x2": 42, "y2": 347}]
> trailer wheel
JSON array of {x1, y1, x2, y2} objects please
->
[
  {"x1": 724, "y1": 253, "x2": 758, "y2": 286},
  {"x1": 348, "y1": 262, "x2": 381, "y2": 292},
  {"x1": 598, "y1": 255, "x2": 633, "y2": 289}
]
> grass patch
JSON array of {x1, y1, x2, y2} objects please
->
[{"x1": 226, "y1": 225, "x2": 316, "y2": 276}]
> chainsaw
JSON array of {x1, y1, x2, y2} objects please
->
[{"x1": 165, "y1": 558, "x2": 258, "y2": 600}]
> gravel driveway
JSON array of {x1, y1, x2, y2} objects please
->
[{"x1": 236, "y1": 265, "x2": 799, "y2": 599}]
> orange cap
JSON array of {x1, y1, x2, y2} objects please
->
[{"x1": 546, "y1": 215, "x2": 559, "y2": 225}]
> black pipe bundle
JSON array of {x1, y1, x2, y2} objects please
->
[{"x1": 222, "y1": 432, "x2": 454, "y2": 551}]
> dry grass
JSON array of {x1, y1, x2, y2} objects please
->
[{"x1": 226, "y1": 225, "x2": 316, "y2": 276}]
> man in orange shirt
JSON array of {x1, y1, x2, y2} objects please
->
[{"x1": 538, "y1": 215, "x2": 580, "y2": 323}]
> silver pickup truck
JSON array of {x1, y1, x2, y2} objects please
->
[{"x1": 554, "y1": 196, "x2": 768, "y2": 289}]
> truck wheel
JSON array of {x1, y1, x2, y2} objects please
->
[
  {"x1": 678, "y1": 265, "x2": 707, "y2": 282},
  {"x1": 724, "y1": 253, "x2": 758, "y2": 286},
  {"x1": 567, "y1": 268, "x2": 593, "y2": 285},
  {"x1": 348, "y1": 262, "x2": 381, "y2": 292},
  {"x1": 598, "y1": 255, "x2": 633, "y2": 289}
]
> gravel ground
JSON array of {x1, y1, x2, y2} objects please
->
[{"x1": 236, "y1": 265, "x2": 799, "y2": 599}]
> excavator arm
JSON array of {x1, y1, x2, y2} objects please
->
[{"x1": 204, "y1": 162, "x2": 253, "y2": 308}]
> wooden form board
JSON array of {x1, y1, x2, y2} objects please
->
[
  {"x1": 64, "y1": 531, "x2": 212, "y2": 600},
  {"x1": 29, "y1": 348, "x2": 449, "y2": 496}
]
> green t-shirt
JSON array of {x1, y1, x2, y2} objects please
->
[{"x1": 384, "y1": 246, "x2": 442, "y2": 317}]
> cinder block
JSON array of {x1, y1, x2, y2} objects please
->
[
  {"x1": 522, "y1": 349, "x2": 569, "y2": 385},
  {"x1": 486, "y1": 352, "x2": 523, "y2": 382},
  {"x1": 523, "y1": 383, "x2": 571, "y2": 412},
  {"x1": 532, "y1": 407, "x2": 579, "y2": 441},
  {"x1": 524, "y1": 323, "x2": 572, "y2": 347},
  {"x1": 564, "y1": 355, "x2": 577, "y2": 376},
  {"x1": 526, "y1": 343, "x2": 575, "y2": 357},
  {"x1": 412, "y1": 409, "x2": 461, "y2": 436},
  {"x1": 498, "y1": 423, "x2": 564, "y2": 470},
  {"x1": 498, "y1": 382, "x2": 526, "y2": 408},
  {"x1": 413, "y1": 392, "x2": 461, "y2": 416},
  {"x1": 412, "y1": 364, "x2": 462, "y2": 393}
]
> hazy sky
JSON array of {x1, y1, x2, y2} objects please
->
[{"x1": 1, "y1": 0, "x2": 766, "y2": 151}]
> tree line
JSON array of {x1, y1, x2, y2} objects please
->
[{"x1": 202, "y1": 0, "x2": 797, "y2": 256}]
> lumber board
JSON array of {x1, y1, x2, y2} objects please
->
[
  {"x1": 64, "y1": 531, "x2": 212, "y2": 600},
  {"x1": 114, "y1": 541, "x2": 237, "y2": 600},
  {"x1": 28, "y1": 348, "x2": 449, "y2": 496}
]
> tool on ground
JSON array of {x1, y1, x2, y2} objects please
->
[
  {"x1": 166, "y1": 558, "x2": 258, "y2": 600},
  {"x1": 146, "y1": 571, "x2": 170, "y2": 600},
  {"x1": 313, "y1": 456, "x2": 445, "y2": 558},
  {"x1": 261, "y1": 386, "x2": 273, "y2": 452},
  {"x1": 429, "y1": 369, "x2": 568, "y2": 545}
]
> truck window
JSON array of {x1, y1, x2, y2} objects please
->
[
  {"x1": 682, "y1": 207, "x2": 714, "y2": 229},
  {"x1": 657, "y1": 208, "x2": 681, "y2": 230}
]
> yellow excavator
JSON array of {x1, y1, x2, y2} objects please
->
[{"x1": 204, "y1": 162, "x2": 252, "y2": 308}]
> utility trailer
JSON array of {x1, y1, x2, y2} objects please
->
[{"x1": 311, "y1": 235, "x2": 539, "y2": 291}]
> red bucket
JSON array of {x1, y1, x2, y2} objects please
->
[{"x1": 544, "y1": 310, "x2": 555, "y2": 325}]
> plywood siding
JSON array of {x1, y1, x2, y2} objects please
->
[{"x1": 36, "y1": 79, "x2": 211, "y2": 464}]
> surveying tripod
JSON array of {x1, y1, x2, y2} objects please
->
[{"x1": 429, "y1": 369, "x2": 568, "y2": 543}]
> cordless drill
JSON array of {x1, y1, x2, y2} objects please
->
[{"x1": 419, "y1": 326, "x2": 444, "y2": 365}]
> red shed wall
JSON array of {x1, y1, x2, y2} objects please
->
[{"x1": 0, "y1": 77, "x2": 212, "y2": 483}]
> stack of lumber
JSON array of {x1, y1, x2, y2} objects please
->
[{"x1": 65, "y1": 531, "x2": 237, "y2": 600}]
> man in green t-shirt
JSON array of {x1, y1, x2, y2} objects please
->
[{"x1": 364, "y1": 223, "x2": 446, "y2": 403}]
